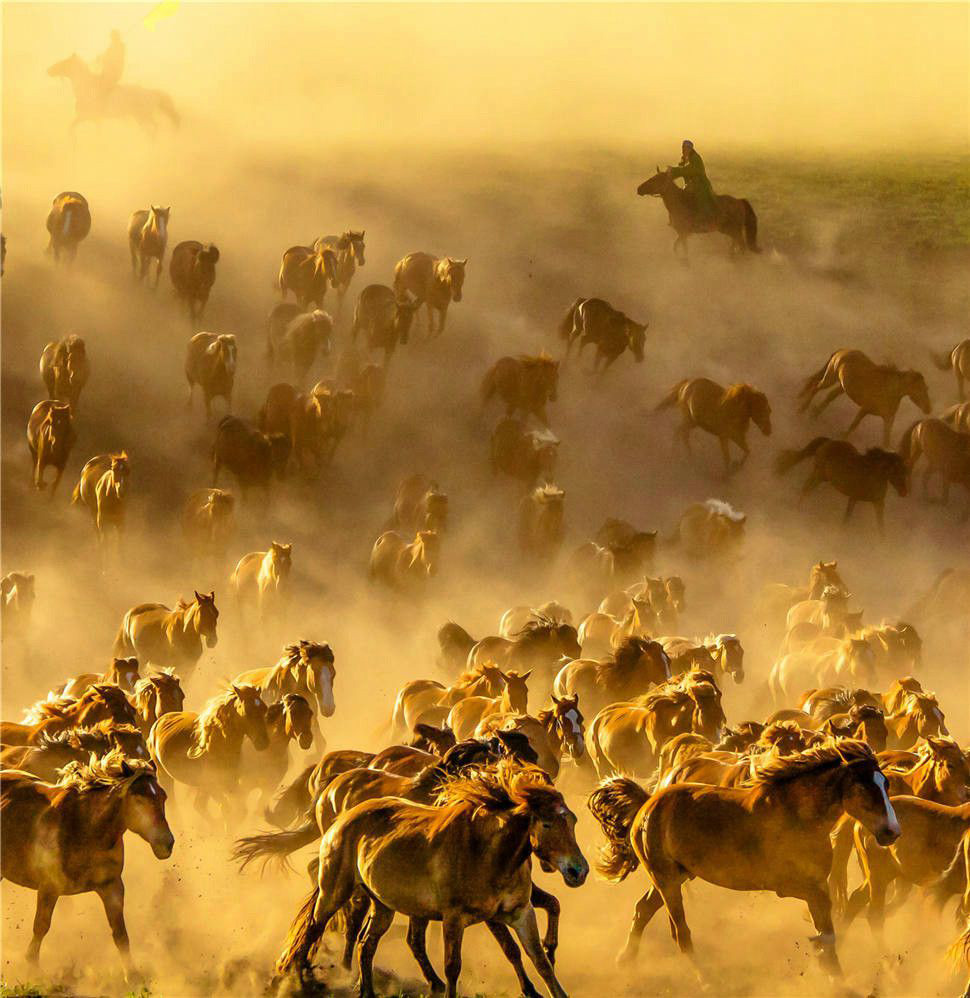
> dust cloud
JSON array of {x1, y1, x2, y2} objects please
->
[{"x1": 2, "y1": 2, "x2": 968, "y2": 996}]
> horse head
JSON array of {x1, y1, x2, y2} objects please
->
[
  {"x1": 348, "y1": 230, "x2": 366, "y2": 265},
  {"x1": 904, "y1": 370, "x2": 932, "y2": 413},
  {"x1": 440, "y1": 258, "x2": 466, "y2": 302},
  {"x1": 549, "y1": 694, "x2": 585, "y2": 759},
  {"x1": 230, "y1": 683, "x2": 270, "y2": 751},
  {"x1": 636, "y1": 169, "x2": 672, "y2": 197},
  {"x1": 192, "y1": 590, "x2": 219, "y2": 648},
  {"x1": 281, "y1": 693, "x2": 314, "y2": 750}
]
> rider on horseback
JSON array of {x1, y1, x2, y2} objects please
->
[
  {"x1": 667, "y1": 140, "x2": 717, "y2": 226},
  {"x1": 94, "y1": 29, "x2": 125, "y2": 97}
]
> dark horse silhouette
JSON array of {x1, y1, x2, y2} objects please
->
[{"x1": 637, "y1": 168, "x2": 759, "y2": 258}]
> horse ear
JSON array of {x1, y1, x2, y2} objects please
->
[
  {"x1": 521, "y1": 670, "x2": 533, "y2": 681},
  {"x1": 208, "y1": 590, "x2": 215, "y2": 600},
  {"x1": 656, "y1": 165, "x2": 661, "y2": 173},
  {"x1": 551, "y1": 694, "x2": 561, "y2": 705},
  {"x1": 193, "y1": 590, "x2": 202, "y2": 601}
]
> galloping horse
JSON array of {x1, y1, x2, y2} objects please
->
[
  {"x1": 71, "y1": 452, "x2": 130, "y2": 559},
  {"x1": 316, "y1": 231, "x2": 366, "y2": 312},
  {"x1": 1, "y1": 684, "x2": 138, "y2": 746},
  {"x1": 47, "y1": 53, "x2": 178, "y2": 134},
  {"x1": 0, "y1": 751, "x2": 173, "y2": 981},
  {"x1": 127, "y1": 205, "x2": 170, "y2": 285},
  {"x1": 636, "y1": 168, "x2": 759, "y2": 257}
]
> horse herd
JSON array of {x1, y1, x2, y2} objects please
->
[{"x1": 1, "y1": 187, "x2": 970, "y2": 998}]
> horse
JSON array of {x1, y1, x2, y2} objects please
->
[
  {"x1": 656, "y1": 379, "x2": 771, "y2": 474},
  {"x1": 212, "y1": 416, "x2": 290, "y2": 496},
  {"x1": 858, "y1": 622, "x2": 922, "y2": 677},
  {"x1": 40, "y1": 334, "x2": 90, "y2": 408},
  {"x1": 309, "y1": 382, "x2": 357, "y2": 465},
  {"x1": 497, "y1": 602, "x2": 573, "y2": 641},
  {"x1": 558, "y1": 297, "x2": 647, "y2": 369},
  {"x1": 0, "y1": 721, "x2": 148, "y2": 780},
  {"x1": 798, "y1": 348, "x2": 931, "y2": 445},
  {"x1": 369, "y1": 529, "x2": 440, "y2": 591},
  {"x1": 386, "y1": 474, "x2": 449, "y2": 534},
  {"x1": 636, "y1": 168, "x2": 759, "y2": 257},
  {"x1": 932, "y1": 338, "x2": 970, "y2": 400},
  {"x1": 786, "y1": 584, "x2": 856, "y2": 633},
  {"x1": 169, "y1": 241, "x2": 220, "y2": 322},
  {"x1": 482, "y1": 354, "x2": 560, "y2": 426},
  {"x1": 768, "y1": 636, "x2": 875, "y2": 705},
  {"x1": 552, "y1": 637, "x2": 671, "y2": 717},
  {"x1": 0, "y1": 752, "x2": 173, "y2": 981},
  {"x1": 880, "y1": 737, "x2": 970, "y2": 803},
  {"x1": 393, "y1": 252, "x2": 467, "y2": 336},
  {"x1": 274, "y1": 763, "x2": 586, "y2": 998},
  {"x1": 148, "y1": 684, "x2": 269, "y2": 821},
  {"x1": 885, "y1": 688, "x2": 948, "y2": 750},
  {"x1": 71, "y1": 452, "x2": 130, "y2": 560},
  {"x1": 181, "y1": 487, "x2": 236, "y2": 562},
  {"x1": 943, "y1": 401, "x2": 970, "y2": 433},
  {"x1": 589, "y1": 739, "x2": 898, "y2": 978},
  {"x1": 230, "y1": 542, "x2": 292, "y2": 620},
  {"x1": 43, "y1": 191, "x2": 91, "y2": 262},
  {"x1": 278, "y1": 244, "x2": 338, "y2": 308},
  {"x1": 390, "y1": 665, "x2": 508, "y2": 737},
  {"x1": 1, "y1": 685, "x2": 139, "y2": 747},
  {"x1": 569, "y1": 535, "x2": 657, "y2": 596},
  {"x1": 518, "y1": 483, "x2": 565, "y2": 562},
  {"x1": 58, "y1": 656, "x2": 141, "y2": 698},
  {"x1": 315, "y1": 231, "x2": 366, "y2": 312},
  {"x1": 233, "y1": 639, "x2": 336, "y2": 725},
  {"x1": 899, "y1": 417, "x2": 970, "y2": 510},
  {"x1": 578, "y1": 596, "x2": 656, "y2": 658},
  {"x1": 670, "y1": 499, "x2": 746, "y2": 560},
  {"x1": 756, "y1": 560, "x2": 845, "y2": 629},
  {"x1": 776, "y1": 437, "x2": 909, "y2": 532},
  {"x1": 127, "y1": 205, "x2": 170, "y2": 285},
  {"x1": 267, "y1": 308, "x2": 334, "y2": 386},
  {"x1": 490, "y1": 418, "x2": 560, "y2": 488},
  {"x1": 446, "y1": 670, "x2": 531, "y2": 740},
  {"x1": 47, "y1": 52, "x2": 178, "y2": 133},
  {"x1": 113, "y1": 591, "x2": 218, "y2": 679},
  {"x1": 239, "y1": 694, "x2": 315, "y2": 806},
  {"x1": 661, "y1": 634, "x2": 745, "y2": 685},
  {"x1": 26, "y1": 399, "x2": 75, "y2": 494},
  {"x1": 130, "y1": 671, "x2": 186, "y2": 739},
  {"x1": 351, "y1": 284, "x2": 421, "y2": 365},
  {"x1": 467, "y1": 616, "x2": 582, "y2": 681},
  {"x1": 185, "y1": 332, "x2": 237, "y2": 419}
]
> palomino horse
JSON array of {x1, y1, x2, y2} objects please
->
[
  {"x1": 0, "y1": 751, "x2": 173, "y2": 981},
  {"x1": 113, "y1": 591, "x2": 219, "y2": 679},
  {"x1": 58, "y1": 655, "x2": 141, "y2": 697},
  {"x1": 798, "y1": 348, "x2": 931, "y2": 445},
  {"x1": 656, "y1": 378, "x2": 772, "y2": 474},
  {"x1": 239, "y1": 693, "x2": 315, "y2": 806},
  {"x1": 482, "y1": 354, "x2": 560, "y2": 426},
  {"x1": 230, "y1": 542, "x2": 292, "y2": 620},
  {"x1": 127, "y1": 205, "x2": 170, "y2": 285},
  {"x1": 185, "y1": 332, "x2": 237, "y2": 420},
  {"x1": 661, "y1": 634, "x2": 745, "y2": 685},
  {"x1": 900, "y1": 417, "x2": 970, "y2": 510},
  {"x1": 47, "y1": 53, "x2": 178, "y2": 134},
  {"x1": 149, "y1": 684, "x2": 269, "y2": 821},
  {"x1": 71, "y1": 452, "x2": 130, "y2": 560},
  {"x1": 776, "y1": 437, "x2": 909, "y2": 532},
  {"x1": 466, "y1": 615, "x2": 582, "y2": 679},
  {"x1": 316, "y1": 232, "x2": 366, "y2": 312},
  {"x1": 518, "y1": 483, "x2": 566, "y2": 562},
  {"x1": 369, "y1": 529, "x2": 440, "y2": 591},
  {"x1": 278, "y1": 244, "x2": 338, "y2": 308},
  {"x1": 44, "y1": 191, "x2": 91, "y2": 262},
  {"x1": 27, "y1": 399, "x2": 75, "y2": 494},
  {"x1": 393, "y1": 252, "x2": 467, "y2": 336},
  {"x1": 130, "y1": 671, "x2": 186, "y2": 738},
  {"x1": 0, "y1": 721, "x2": 149, "y2": 780},
  {"x1": 40, "y1": 334, "x2": 90, "y2": 408},
  {"x1": 932, "y1": 338, "x2": 970, "y2": 400},
  {"x1": 552, "y1": 636, "x2": 672, "y2": 717},
  {"x1": 577, "y1": 596, "x2": 657, "y2": 659},
  {"x1": 636, "y1": 168, "x2": 759, "y2": 257},
  {"x1": 390, "y1": 664, "x2": 509, "y2": 736},
  {"x1": 275, "y1": 764, "x2": 587, "y2": 998},
  {"x1": 589, "y1": 739, "x2": 899, "y2": 978},
  {"x1": 1, "y1": 684, "x2": 138, "y2": 746},
  {"x1": 386, "y1": 474, "x2": 449, "y2": 534},
  {"x1": 446, "y1": 669, "x2": 531, "y2": 740}
]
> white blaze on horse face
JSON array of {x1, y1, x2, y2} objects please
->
[
  {"x1": 563, "y1": 708, "x2": 582, "y2": 742},
  {"x1": 872, "y1": 771, "x2": 901, "y2": 836},
  {"x1": 62, "y1": 209, "x2": 72, "y2": 237},
  {"x1": 316, "y1": 666, "x2": 335, "y2": 715}
]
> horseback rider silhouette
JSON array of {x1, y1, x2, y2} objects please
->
[
  {"x1": 667, "y1": 140, "x2": 717, "y2": 227},
  {"x1": 94, "y1": 29, "x2": 125, "y2": 97}
]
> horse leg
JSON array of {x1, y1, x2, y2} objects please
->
[
  {"x1": 874, "y1": 499, "x2": 886, "y2": 535},
  {"x1": 798, "y1": 471, "x2": 822, "y2": 504},
  {"x1": 406, "y1": 917, "x2": 446, "y2": 993},
  {"x1": 341, "y1": 889, "x2": 370, "y2": 970},
  {"x1": 617, "y1": 887, "x2": 663, "y2": 966},
  {"x1": 510, "y1": 904, "x2": 568, "y2": 998},
  {"x1": 811, "y1": 385, "x2": 843, "y2": 418},
  {"x1": 719, "y1": 437, "x2": 733, "y2": 476},
  {"x1": 355, "y1": 901, "x2": 394, "y2": 998},
  {"x1": 676, "y1": 420, "x2": 693, "y2": 454},
  {"x1": 844, "y1": 408, "x2": 867, "y2": 438},
  {"x1": 529, "y1": 884, "x2": 560, "y2": 964},
  {"x1": 486, "y1": 921, "x2": 541, "y2": 998},
  {"x1": 154, "y1": 258, "x2": 163, "y2": 289},
  {"x1": 130, "y1": 247, "x2": 138, "y2": 277},
  {"x1": 26, "y1": 890, "x2": 58, "y2": 966},
  {"x1": 804, "y1": 886, "x2": 843, "y2": 979},
  {"x1": 440, "y1": 913, "x2": 467, "y2": 998},
  {"x1": 843, "y1": 498, "x2": 857, "y2": 523},
  {"x1": 97, "y1": 878, "x2": 136, "y2": 982}
]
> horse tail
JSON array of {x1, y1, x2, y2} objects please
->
[
  {"x1": 741, "y1": 200, "x2": 760, "y2": 253},
  {"x1": 930, "y1": 831, "x2": 970, "y2": 911},
  {"x1": 587, "y1": 777, "x2": 648, "y2": 882},
  {"x1": 947, "y1": 919, "x2": 970, "y2": 971},
  {"x1": 231, "y1": 817, "x2": 320, "y2": 873},
  {"x1": 775, "y1": 436, "x2": 829, "y2": 476},
  {"x1": 158, "y1": 93, "x2": 180, "y2": 128},
  {"x1": 931, "y1": 347, "x2": 954, "y2": 372},
  {"x1": 655, "y1": 380, "x2": 689, "y2": 412},
  {"x1": 897, "y1": 420, "x2": 923, "y2": 466},
  {"x1": 112, "y1": 611, "x2": 136, "y2": 657},
  {"x1": 557, "y1": 298, "x2": 583, "y2": 341},
  {"x1": 264, "y1": 765, "x2": 316, "y2": 829},
  {"x1": 275, "y1": 883, "x2": 321, "y2": 977},
  {"x1": 797, "y1": 354, "x2": 836, "y2": 410}
]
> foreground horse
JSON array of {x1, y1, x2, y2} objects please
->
[
  {"x1": 27, "y1": 399, "x2": 75, "y2": 493},
  {"x1": 44, "y1": 191, "x2": 91, "y2": 262},
  {"x1": 1, "y1": 685, "x2": 138, "y2": 747},
  {"x1": 1, "y1": 752, "x2": 173, "y2": 980},
  {"x1": 275, "y1": 764, "x2": 587, "y2": 998},
  {"x1": 589, "y1": 739, "x2": 899, "y2": 978},
  {"x1": 233, "y1": 640, "x2": 336, "y2": 723},
  {"x1": 393, "y1": 252, "x2": 466, "y2": 336},
  {"x1": 636, "y1": 168, "x2": 758, "y2": 257},
  {"x1": 127, "y1": 205, "x2": 170, "y2": 285}
]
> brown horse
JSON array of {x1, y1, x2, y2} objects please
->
[
  {"x1": 1, "y1": 685, "x2": 138, "y2": 746},
  {"x1": 589, "y1": 739, "x2": 899, "y2": 977},
  {"x1": 636, "y1": 168, "x2": 758, "y2": 257},
  {"x1": 477, "y1": 698, "x2": 586, "y2": 781},
  {"x1": 671, "y1": 499, "x2": 746, "y2": 560},
  {"x1": 369, "y1": 529, "x2": 440, "y2": 591},
  {"x1": 351, "y1": 284, "x2": 421, "y2": 364},
  {"x1": 181, "y1": 487, "x2": 236, "y2": 561},
  {"x1": 233, "y1": 639, "x2": 336, "y2": 722},
  {"x1": 130, "y1": 671, "x2": 186, "y2": 738},
  {"x1": 40, "y1": 334, "x2": 89, "y2": 409},
  {"x1": 316, "y1": 231, "x2": 366, "y2": 312},
  {"x1": 885, "y1": 687, "x2": 948, "y2": 750},
  {"x1": 240, "y1": 693, "x2": 315, "y2": 805},
  {"x1": 932, "y1": 338, "x2": 970, "y2": 400},
  {"x1": 944, "y1": 401, "x2": 970, "y2": 433},
  {"x1": 482, "y1": 354, "x2": 560, "y2": 425},
  {"x1": 386, "y1": 474, "x2": 449, "y2": 534},
  {"x1": 900, "y1": 417, "x2": 970, "y2": 510},
  {"x1": 44, "y1": 191, "x2": 91, "y2": 262},
  {"x1": 149, "y1": 684, "x2": 269, "y2": 821},
  {"x1": 467, "y1": 616, "x2": 582, "y2": 680},
  {"x1": 275, "y1": 764, "x2": 586, "y2": 998},
  {"x1": 881, "y1": 737, "x2": 970, "y2": 803},
  {"x1": 518, "y1": 483, "x2": 566, "y2": 562},
  {"x1": 552, "y1": 637, "x2": 671, "y2": 717},
  {"x1": 71, "y1": 452, "x2": 130, "y2": 560},
  {"x1": 496, "y1": 602, "x2": 573, "y2": 641},
  {"x1": 656, "y1": 378, "x2": 771, "y2": 474},
  {"x1": 799, "y1": 348, "x2": 931, "y2": 445},
  {"x1": 661, "y1": 634, "x2": 745, "y2": 685},
  {"x1": 393, "y1": 252, "x2": 467, "y2": 336},
  {"x1": 169, "y1": 241, "x2": 220, "y2": 321},
  {"x1": 267, "y1": 308, "x2": 334, "y2": 386},
  {"x1": 756, "y1": 560, "x2": 846, "y2": 626},
  {"x1": 127, "y1": 205, "x2": 170, "y2": 285},
  {"x1": 26, "y1": 399, "x2": 75, "y2": 493},
  {"x1": 446, "y1": 670, "x2": 531, "y2": 740},
  {"x1": 278, "y1": 243, "x2": 338, "y2": 308},
  {"x1": 230, "y1": 542, "x2": 292, "y2": 620},
  {"x1": 558, "y1": 297, "x2": 647, "y2": 369},
  {"x1": 113, "y1": 591, "x2": 219, "y2": 679},
  {"x1": 309, "y1": 382, "x2": 357, "y2": 465},
  {"x1": 185, "y1": 332, "x2": 237, "y2": 420},
  {"x1": 0, "y1": 752, "x2": 173, "y2": 980},
  {"x1": 0, "y1": 720, "x2": 148, "y2": 780},
  {"x1": 490, "y1": 418, "x2": 560, "y2": 488},
  {"x1": 776, "y1": 437, "x2": 909, "y2": 531}
]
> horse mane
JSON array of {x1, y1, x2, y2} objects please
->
[
  {"x1": 512, "y1": 613, "x2": 558, "y2": 639},
  {"x1": 22, "y1": 694, "x2": 76, "y2": 724},
  {"x1": 55, "y1": 748, "x2": 155, "y2": 794},
  {"x1": 192, "y1": 690, "x2": 240, "y2": 755},
  {"x1": 703, "y1": 498, "x2": 745, "y2": 521},
  {"x1": 433, "y1": 761, "x2": 556, "y2": 816},
  {"x1": 751, "y1": 738, "x2": 875, "y2": 787}
]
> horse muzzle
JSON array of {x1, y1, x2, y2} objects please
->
[
  {"x1": 205, "y1": 633, "x2": 219, "y2": 649},
  {"x1": 298, "y1": 732, "x2": 314, "y2": 751},
  {"x1": 875, "y1": 822, "x2": 901, "y2": 847},
  {"x1": 152, "y1": 832, "x2": 175, "y2": 859},
  {"x1": 560, "y1": 857, "x2": 589, "y2": 887}
]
